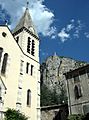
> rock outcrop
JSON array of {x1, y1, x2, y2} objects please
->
[{"x1": 40, "y1": 54, "x2": 87, "y2": 106}]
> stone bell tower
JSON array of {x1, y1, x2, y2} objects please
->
[{"x1": 12, "y1": 2, "x2": 40, "y2": 120}]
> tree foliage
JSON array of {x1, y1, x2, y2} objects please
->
[
  {"x1": 41, "y1": 84, "x2": 54, "y2": 106},
  {"x1": 4, "y1": 108, "x2": 27, "y2": 120},
  {"x1": 58, "y1": 82, "x2": 68, "y2": 104},
  {"x1": 67, "y1": 113, "x2": 89, "y2": 120},
  {"x1": 67, "y1": 114, "x2": 84, "y2": 120},
  {"x1": 40, "y1": 83, "x2": 68, "y2": 106}
]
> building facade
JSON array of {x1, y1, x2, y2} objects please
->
[
  {"x1": 64, "y1": 64, "x2": 89, "y2": 115},
  {"x1": 0, "y1": 7, "x2": 40, "y2": 120}
]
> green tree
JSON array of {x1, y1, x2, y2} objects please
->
[
  {"x1": 67, "y1": 114, "x2": 84, "y2": 120},
  {"x1": 59, "y1": 82, "x2": 68, "y2": 104},
  {"x1": 4, "y1": 108, "x2": 27, "y2": 120},
  {"x1": 41, "y1": 83, "x2": 68, "y2": 106},
  {"x1": 41, "y1": 84, "x2": 54, "y2": 106}
]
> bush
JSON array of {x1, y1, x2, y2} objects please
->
[
  {"x1": 4, "y1": 108, "x2": 28, "y2": 120},
  {"x1": 67, "y1": 113, "x2": 89, "y2": 120},
  {"x1": 67, "y1": 114, "x2": 84, "y2": 120}
]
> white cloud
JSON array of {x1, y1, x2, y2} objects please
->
[
  {"x1": 51, "y1": 35, "x2": 56, "y2": 39},
  {"x1": 29, "y1": 0, "x2": 56, "y2": 36},
  {"x1": 0, "y1": 0, "x2": 56, "y2": 37},
  {"x1": 66, "y1": 24, "x2": 74, "y2": 32},
  {"x1": 70, "y1": 19, "x2": 74, "y2": 23},
  {"x1": 58, "y1": 28, "x2": 70, "y2": 42},
  {"x1": 84, "y1": 32, "x2": 89, "y2": 38},
  {"x1": 73, "y1": 20, "x2": 83, "y2": 38},
  {"x1": 58, "y1": 19, "x2": 84, "y2": 42}
]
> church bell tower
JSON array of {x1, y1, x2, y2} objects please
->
[{"x1": 12, "y1": 2, "x2": 40, "y2": 120}]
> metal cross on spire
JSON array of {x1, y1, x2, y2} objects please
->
[{"x1": 26, "y1": 0, "x2": 29, "y2": 9}]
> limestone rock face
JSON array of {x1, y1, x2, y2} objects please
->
[{"x1": 41, "y1": 55, "x2": 87, "y2": 93}]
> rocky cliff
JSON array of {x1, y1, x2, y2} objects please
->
[{"x1": 40, "y1": 54, "x2": 87, "y2": 106}]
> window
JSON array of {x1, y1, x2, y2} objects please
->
[
  {"x1": 0, "y1": 87, "x2": 2, "y2": 100},
  {"x1": 27, "y1": 89, "x2": 31, "y2": 106},
  {"x1": 16, "y1": 103, "x2": 22, "y2": 111},
  {"x1": 31, "y1": 65, "x2": 34, "y2": 76},
  {"x1": 26, "y1": 62, "x2": 29, "y2": 74},
  {"x1": 20, "y1": 60, "x2": 24, "y2": 74},
  {"x1": 74, "y1": 85, "x2": 82, "y2": 99},
  {"x1": 1, "y1": 53, "x2": 8, "y2": 74},
  {"x1": 74, "y1": 75, "x2": 80, "y2": 83},
  {"x1": 31, "y1": 40, "x2": 35, "y2": 56},
  {"x1": 16, "y1": 36, "x2": 19, "y2": 43},
  {"x1": 27, "y1": 37, "x2": 31, "y2": 54},
  {"x1": 0, "y1": 47, "x2": 3, "y2": 62},
  {"x1": 2, "y1": 32, "x2": 7, "y2": 37}
]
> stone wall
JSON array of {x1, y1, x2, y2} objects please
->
[
  {"x1": 41, "y1": 104, "x2": 68, "y2": 120},
  {"x1": 64, "y1": 65, "x2": 89, "y2": 115}
]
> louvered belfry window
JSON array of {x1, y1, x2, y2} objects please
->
[
  {"x1": 31, "y1": 40, "x2": 35, "y2": 56},
  {"x1": 27, "y1": 37, "x2": 31, "y2": 54}
]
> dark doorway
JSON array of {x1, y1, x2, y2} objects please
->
[{"x1": 53, "y1": 110, "x2": 62, "y2": 120}]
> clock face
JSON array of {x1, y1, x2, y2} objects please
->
[{"x1": 29, "y1": 27, "x2": 35, "y2": 33}]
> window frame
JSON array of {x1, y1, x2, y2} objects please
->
[
  {"x1": 31, "y1": 40, "x2": 35, "y2": 56},
  {"x1": 1, "y1": 53, "x2": 8, "y2": 75},
  {"x1": 16, "y1": 36, "x2": 19, "y2": 43},
  {"x1": 0, "y1": 47, "x2": 3, "y2": 63},
  {"x1": 31, "y1": 65, "x2": 34, "y2": 76},
  {"x1": 27, "y1": 89, "x2": 31, "y2": 107},
  {"x1": 74, "y1": 84, "x2": 82, "y2": 99},
  {"x1": 27, "y1": 37, "x2": 31, "y2": 54},
  {"x1": 26, "y1": 62, "x2": 29, "y2": 74}
]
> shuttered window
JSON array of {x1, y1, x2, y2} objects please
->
[
  {"x1": 27, "y1": 37, "x2": 31, "y2": 54},
  {"x1": 31, "y1": 40, "x2": 35, "y2": 56}
]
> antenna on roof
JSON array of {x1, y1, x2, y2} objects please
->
[{"x1": 26, "y1": 1, "x2": 29, "y2": 9}]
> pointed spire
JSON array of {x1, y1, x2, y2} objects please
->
[{"x1": 13, "y1": 2, "x2": 37, "y2": 36}]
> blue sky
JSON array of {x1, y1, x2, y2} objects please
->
[{"x1": 0, "y1": 0, "x2": 89, "y2": 63}]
